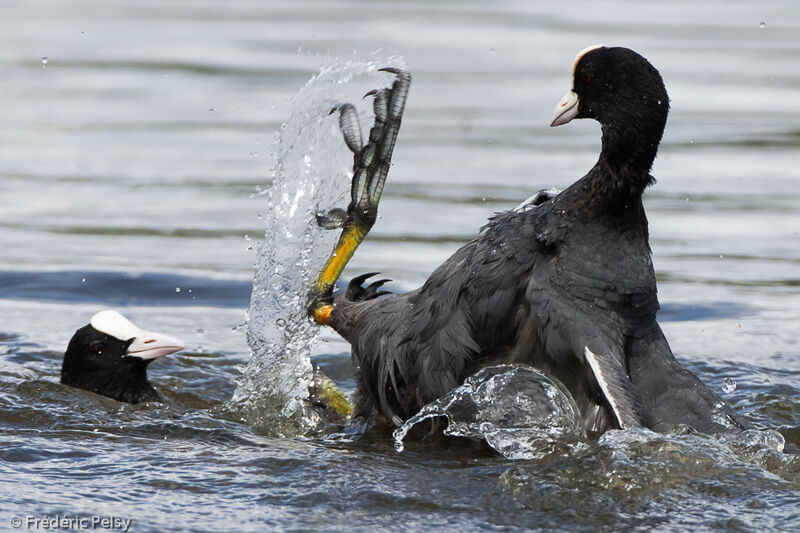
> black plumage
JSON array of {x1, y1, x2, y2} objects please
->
[
  {"x1": 319, "y1": 46, "x2": 745, "y2": 435},
  {"x1": 61, "y1": 310, "x2": 183, "y2": 404}
]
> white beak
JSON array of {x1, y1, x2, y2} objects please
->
[
  {"x1": 550, "y1": 90, "x2": 579, "y2": 127},
  {"x1": 90, "y1": 310, "x2": 184, "y2": 360},
  {"x1": 126, "y1": 329, "x2": 184, "y2": 360}
]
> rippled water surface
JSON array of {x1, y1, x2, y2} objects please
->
[{"x1": 1, "y1": 1, "x2": 799, "y2": 531}]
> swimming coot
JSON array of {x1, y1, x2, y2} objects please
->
[
  {"x1": 308, "y1": 48, "x2": 745, "y2": 435},
  {"x1": 61, "y1": 310, "x2": 183, "y2": 404}
]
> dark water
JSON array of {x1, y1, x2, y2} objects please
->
[{"x1": 1, "y1": 1, "x2": 799, "y2": 531}]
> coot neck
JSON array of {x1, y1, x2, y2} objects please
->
[{"x1": 587, "y1": 114, "x2": 666, "y2": 207}]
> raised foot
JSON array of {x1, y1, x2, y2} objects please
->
[
  {"x1": 337, "y1": 67, "x2": 411, "y2": 220},
  {"x1": 308, "y1": 68, "x2": 411, "y2": 323}
]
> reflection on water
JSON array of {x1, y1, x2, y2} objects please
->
[{"x1": 0, "y1": 0, "x2": 798, "y2": 531}]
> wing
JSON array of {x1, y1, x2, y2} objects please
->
[
  {"x1": 627, "y1": 322, "x2": 748, "y2": 433},
  {"x1": 336, "y1": 199, "x2": 553, "y2": 424},
  {"x1": 524, "y1": 195, "x2": 653, "y2": 431},
  {"x1": 336, "y1": 242, "x2": 484, "y2": 424}
]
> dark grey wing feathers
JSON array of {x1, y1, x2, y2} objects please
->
[
  {"x1": 627, "y1": 323, "x2": 748, "y2": 433},
  {"x1": 336, "y1": 203, "x2": 550, "y2": 423},
  {"x1": 584, "y1": 346, "x2": 645, "y2": 429}
]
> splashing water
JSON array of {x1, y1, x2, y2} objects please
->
[
  {"x1": 722, "y1": 377, "x2": 737, "y2": 393},
  {"x1": 394, "y1": 365, "x2": 585, "y2": 459},
  {"x1": 228, "y1": 53, "x2": 406, "y2": 436}
]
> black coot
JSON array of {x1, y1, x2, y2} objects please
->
[
  {"x1": 307, "y1": 47, "x2": 744, "y2": 435},
  {"x1": 61, "y1": 310, "x2": 183, "y2": 404}
]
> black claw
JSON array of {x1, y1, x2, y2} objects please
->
[
  {"x1": 367, "y1": 278, "x2": 392, "y2": 290},
  {"x1": 378, "y1": 67, "x2": 405, "y2": 75},
  {"x1": 352, "y1": 272, "x2": 380, "y2": 285},
  {"x1": 363, "y1": 89, "x2": 378, "y2": 99},
  {"x1": 345, "y1": 272, "x2": 393, "y2": 302}
]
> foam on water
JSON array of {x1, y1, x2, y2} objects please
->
[{"x1": 228, "y1": 53, "x2": 405, "y2": 435}]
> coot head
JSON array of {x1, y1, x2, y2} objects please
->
[
  {"x1": 551, "y1": 45, "x2": 669, "y2": 129},
  {"x1": 61, "y1": 310, "x2": 183, "y2": 404},
  {"x1": 552, "y1": 45, "x2": 670, "y2": 197}
]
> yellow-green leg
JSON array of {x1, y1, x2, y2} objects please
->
[{"x1": 308, "y1": 68, "x2": 411, "y2": 326}]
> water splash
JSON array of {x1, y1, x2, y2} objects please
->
[
  {"x1": 722, "y1": 377, "x2": 737, "y2": 393},
  {"x1": 228, "y1": 52, "x2": 406, "y2": 436},
  {"x1": 501, "y1": 426, "x2": 800, "y2": 523},
  {"x1": 394, "y1": 365, "x2": 585, "y2": 459}
]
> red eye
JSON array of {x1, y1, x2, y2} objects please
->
[{"x1": 583, "y1": 72, "x2": 593, "y2": 83}]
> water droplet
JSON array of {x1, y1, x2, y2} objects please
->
[
  {"x1": 81, "y1": 278, "x2": 86, "y2": 283},
  {"x1": 175, "y1": 287, "x2": 182, "y2": 293},
  {"x1": 722, "y1": 377, "x2": 737, "y2": 393},
  {"x1": 244, "y1": 234, "x2": 251, "y2": 241},
  {"x1": 759, "y1": 21, "x2": 766, "y2": 29},
  {"x1": 275, "y1": 318, "x2": 286, "y2": 328},
  {"x1": 41, "y1": 56, "x2": 48, "y2": 68},
  {"x1": 208, "y1": 107, "x2": 214, "y2": 114},
  {"x1": 689, "y1": 138, "x2": 694, "y2": 144}
]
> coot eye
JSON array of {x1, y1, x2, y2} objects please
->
[
  {"x1": 583, "y1": 72, "x2": 593, "y2": 83},
  {"x1": 90, "y1": 342, "x2": 104, "y2": 355}
]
